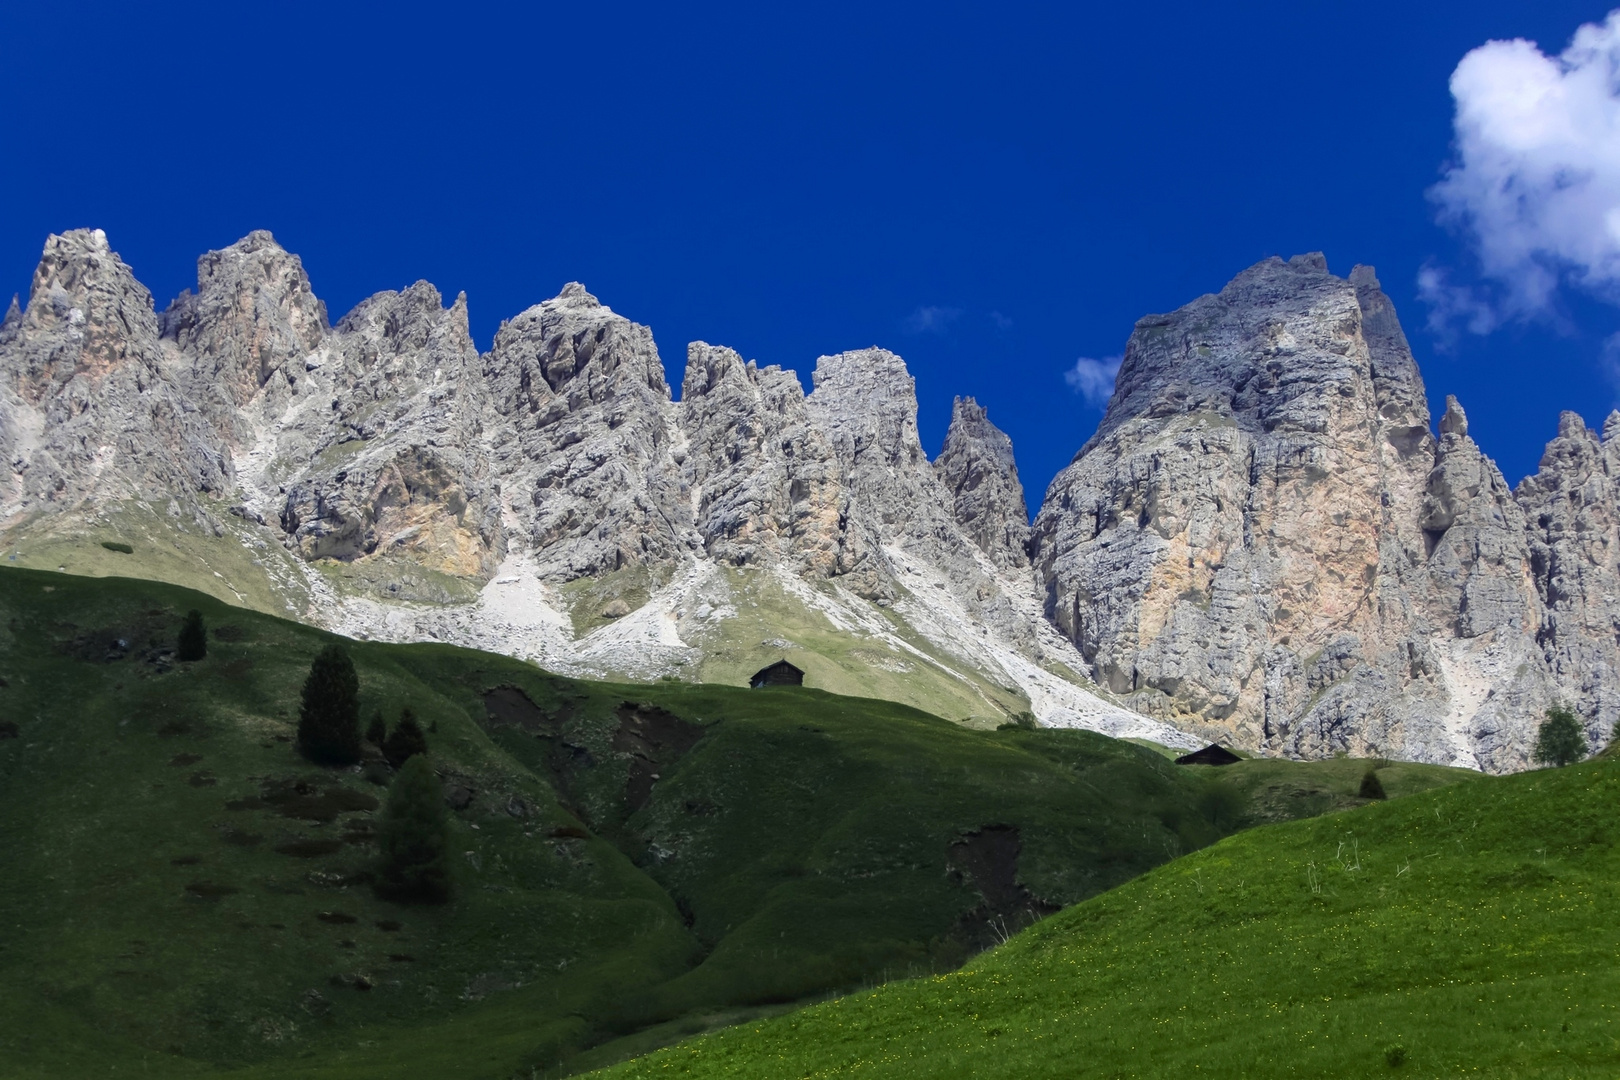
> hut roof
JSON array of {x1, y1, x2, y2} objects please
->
[
  {"x1": 750, "y1": 659, "x2": 804, "y2": 687},
  {"x1": 1174, "y1": 744, "x2": 1243, "y2": 766}
]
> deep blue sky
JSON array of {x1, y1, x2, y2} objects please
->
[{"x1": 3, "y1": 2, "x2": 1617, "y2": 500}]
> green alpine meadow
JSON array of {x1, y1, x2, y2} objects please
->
[
  {"x1": 600, "y1": 751, "x2": 1620, "y2": 1078},
  {"x1": 0, "y1": 567, "x2": 1492, "y2": 1078}
]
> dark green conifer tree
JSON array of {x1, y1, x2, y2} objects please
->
[
  {"x1": 297, "y1": 644, "x2": 361, "y2": 766},
  {"x1": 365, "y1": 711, "x2": 387, "y2": 747},
  {"x1": 1358, "y1": 767, "x2": 1387, "y2": 800},
  {"x1": 1535, "y1": 707, "x2": 1587, "y2": 768},
  {"x1": 177, "y1": 609, "x2": 207, "y2": 662},
  {"x1": 382, "y1": 708, "x2": 429, "y2": 769},
  {"x1": 374, "y1": 755, "x2": 452, "y2": 904}
]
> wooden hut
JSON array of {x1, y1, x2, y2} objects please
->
[
  {"x1": 1174, "y1": 744, "x2": 1243, "y2": 766},
  {"x1": 750, "y1": 659, "x2": 804, "y2": 688}
]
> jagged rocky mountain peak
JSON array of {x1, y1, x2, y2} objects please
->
[
  {"x1": 1030, "y1": 252, "x2": 1620, "y2": 769},
  {"x1": 7, "y1": 229, "x2": 1620, "y2": 770},
  {"x1": 555, "y1": 281, "x2": 601, "y2": 307},
  {"x1": 682, "y1": 340, "x2": 760, "y2": 397},
  {"x1": 0, "y1": 230, "x2": 231, "y2": 511},
  {"x1": 489, "y1": 280, "x2": 668, "y2": 404},
  {"x1": 9, "y1": 228, "x2": 164, "y2": 404},
  {"x1": 159, "y1": 230, "x2": 328, "y2": 413},
  {"x1": 334, "y1": 280, "x2": 476, "y2": 364},
  {"x1": 806, "y1": 347, "x2": 926, "y2": 470},
  {"x1": 1095, "y1": 252, "x2": 1430, "y2": 458}
]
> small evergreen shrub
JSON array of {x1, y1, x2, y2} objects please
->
[
  {"x1": 176, "y1": 609, "x2": 208, "y2": 662},
  {"x1": 297, "y1": 644, "x2": 361, "y2": 766},
  {"x1": 374, "y1": 755, "x2": 452, "y2": 904},
  {"x1": 1534, "y1": 707, "x2": 1586, "y2": 768},
  {"x1": 1385, "y1": 1044, "x2": 1407, "y2": 1067},
  {"x1": 997, "y1": 711, "x2": 1039, "y2": 731},
  {"x1": 99, "y1": 541, "x2": 133, "y2": 554},
  {"x1": 365, "y1": 711, "x2": 387, "y2": 747},
  {"x1": 382, "y1": 708, "x2": 429, "y2": 769},
  {"x1": 1359, "y1": 767, "x2": 1387, "y2": 800}
]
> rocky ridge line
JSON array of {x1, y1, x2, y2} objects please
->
[{"x1": 5, "y1": 230, "x2": 1619, "y2": 769}]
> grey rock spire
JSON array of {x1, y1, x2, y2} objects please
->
[{"x1": 935, "y1": 396, "x2": 1029, "y2": 569}]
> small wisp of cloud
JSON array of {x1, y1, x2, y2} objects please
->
[
  {"x1": 902, "y1": 305, "x2": 963, "y2": 335},
  {"x1": 1064, "y1": 355, "x2": 1122, "y2": 409},
  {"x1": 1425, "y1": 9, "x2": 1620, "y2": 339},
  {"x1": 1416, "y1": 264, "x2": 1499, "y2": 347},
  {"x1": 988, "y1": 311, "x2": 1013, "y2": 331}
]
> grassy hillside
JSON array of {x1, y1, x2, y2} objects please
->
[
  {"x1": 0, "y1": 566, "x2": 1476, "y2": 1079},
  {"x1": 598, "y1": 754, "x2": 1619, "y2": 1078}
]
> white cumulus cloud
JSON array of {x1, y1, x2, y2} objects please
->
[
  {"x1": 1064, "y1": 355, "x2": 1122, "y2": 408},
  {"x1": 1429, "y1": 10, "x2": 1620, "y2": 327}
]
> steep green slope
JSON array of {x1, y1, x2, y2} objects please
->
[
  {"x1": 0, "y1": 565, "x2": 1406, "y2": 1080},
  {"x1": 0, "y1": 566, "x2": 1477, "y2": 1079},
  {"x1": 600, "y1": 755, "x2": 1618, "y2": 1079}
]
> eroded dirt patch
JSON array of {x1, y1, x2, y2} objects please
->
[
  {"x1": 613, "y1": 702, "x2": 705, "y2": 813},
  {"x1": 483, "y1": 685, "x2": 559, "y2": 733},
  {"x1": 480, "y1": 688, "x2": 707, "y2": 826},
  {"x1": 947, "y1": 825, "x2": 1058, "y2": 950}
]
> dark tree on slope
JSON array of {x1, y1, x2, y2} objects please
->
[
  {"x1": 177, "y1": 609, "x2": 207, "y2": 662},
  {"x1": 1358, "y1": 768, "x2": 1387, "y2": 800},
  {"x1": 382, "y1": 708, "x2": 429, "y2": 769},
  {"x1": 366, "y1": 711, "x2": 387, "y2": 747},
  {"x1": 298, "y1": 644, "x2": 361, "y2": 766},
  {"x1": 1534, "y1": 707, "x2": 1587, "y2": 768},
  {"x1": 374, "y1": 755, "x2": 452, "y2": 904}
]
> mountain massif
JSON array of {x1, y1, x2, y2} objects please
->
[{"x1": 3, "y1": 232, "x2": 1617, "y2": 771}]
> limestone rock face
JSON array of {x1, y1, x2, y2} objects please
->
[
  {"x1": 12, "y1": 228, "x2": 1620, "y2": 771},
  {"x1": 160, "y1": 229, "x2": 328, "y2": 439},
  {"x1": 935, "y1": 396, "x2": 1030, "y2": 569},
  {"x1": 482, "y1": 283, "x2": 694, "y2": 581},
  {"x1": 797, "y1": 349, "x2": 1031, "y2": 643},
  {"x1": 272, "y1": 283, "x2": 503, "y2": 577},
  {"x1": 1410, "y1": 396, "x2": 1548, "y2": 771},
  {"x1": 0, "y1": 229, "x2": 231, "y2": 520},
  {"x1": 152, "y1": 231, "x2": 503, "y2": 583},
  {"x1": 1028, "y1": 254, "x2": 1620, "y2": 768},
  {"x1": 801, "y1": 348, "x2": 938, "y2": 598},
  {"x1": 1032, "y1": 256, "x2": 1510, "y2": 763},
  {"x1": 680, "y1": 343, "x2": 842, "y2": 572},
  {"x1": 1515, "y1": 412, "x2": 1620, "y2": 751}
]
